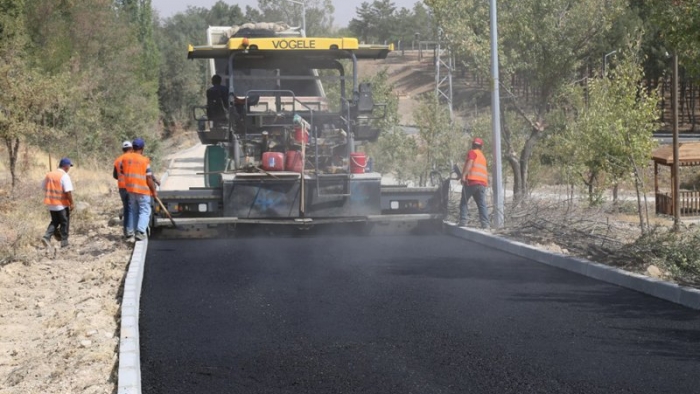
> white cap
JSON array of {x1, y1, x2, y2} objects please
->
[{"x1": 122, "y1": 140, "x2": 133, "y2": 149}]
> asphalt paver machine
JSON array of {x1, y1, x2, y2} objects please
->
[{"x1": 155, "y1": 24, "x2": 448, "y2": 236}]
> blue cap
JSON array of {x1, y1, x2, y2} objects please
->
[
  {"x1": 59, "y1": 158, "x2": 73, "y2": 167},
  {"x1": 132, "y1": 138, "x2": 145, "y2": 149}
]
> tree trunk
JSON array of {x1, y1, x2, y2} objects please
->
[
  {"x1": 518, "y1": 128, "x2": 540, "y2": 196},
  {"x1": 4, "y1": 137, "x2": 20, "y2": 190},
  {"x1": 583, "y1": 170, "x2": 598, "y2": 204},
  {"x1": 507, "y1": 155, "x2": 522, "y2": 204},
  {"x1": 631, "y1": 159, "x2": 647, "y2": 235},
  {"x1": 634, "y1": 176, "x2": 645, "y2": 234},
  {"x1": 691, "y1": 81, "x2": 696, "y2": 132}
]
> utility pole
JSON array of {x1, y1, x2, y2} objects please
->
[
  {"x1": 489, "y1": 0, "x2": 504, "y2": 228},
  {"x1": 435, "y1": 28, "x2": 454, "y2": 118}
]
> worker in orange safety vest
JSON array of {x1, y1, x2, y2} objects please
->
[
  {"x1": 458, "y1": 137, "x2": 490, "y2": 229},
  {"x1": 120, "y1": 138, "x2": 157, "y2": 242},
  {"x1": 113, "y1": 140, "x2": 133, "y2": 237},
  {"x1": 41, "y1": 157, "x2": 75, "y2": 249}
]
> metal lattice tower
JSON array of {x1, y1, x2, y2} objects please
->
[{"x1": 435, "y1": 28, "x2": 454, "y2": 118}]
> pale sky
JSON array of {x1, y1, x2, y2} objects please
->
[{"x1": 151, "y1": 0, "x2": 422, "y2": 27}]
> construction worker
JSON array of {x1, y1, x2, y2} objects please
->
[
  {"x1": 113, "y1": 140, "x2": 133, "y2": 238},
  {"x1": 41, "y1": 157, "x2": 75, "y2": 248},
  {"x1": 458, "y1": 137, "x2": 490, "y2": 229},
  {"x1": 121, "y1": 138, "x2": 157, "y2": 241},
  {"x1": 206, "y1": 74, "x2": 229, "y2": 121}
]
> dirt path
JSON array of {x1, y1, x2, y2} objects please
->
[{"x1": 0, "y1": 204, "x2": 131, "y2": 394}]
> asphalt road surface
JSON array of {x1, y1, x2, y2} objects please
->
[{"x1": 140, "y1": 234, "x2": 700, "y2": 394}]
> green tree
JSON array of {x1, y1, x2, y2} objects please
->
[
  {"x1": 554, "y1": 45, "x2": 659, "y2": 231},
  {"x1": 405, "y1": 3, "x2": 435, "y2": 44},
  {"x1": 348, "y1": 1, "x2": 436, "y2": 46},
  {"x1": 413, "y1": 95, "x2": 465, "y2": 185},
  {"x1": 157, "y1": 16, "x2": 207, "y2": 128},
  {"x1": 0, "y1": 0, "x2": 29, "y2": 189},
  {"x1": 207, "y1": 1, "x2": 246, "y2": 26},
  {"x1": 22, "y1": 0, "x2": 160, "y2": 160},
  {"x1": 426, "y1": 0, "x2": 626, "y2": 200},
  {"x1": 349, "y1": 0, "x2": 397, "y2": 43},
  {"x1": 115, "y1": 0, "x2": 160, "y2": 81},
  {"x1": 0, "y1": 0, "x2": 69, "y2": 188},
  {"x1": 349, "y1": 2, "x2": 373, "y2": 42},
  {"x1": 114, "y1": 0, "x2": 160, "y2": 130},
  {"x1": 362, "y1": 68, "x2": 419, "y2": 183},
  {"x1": 648, "y1": 0, "x2": 700, "y2": 75},
  {"x1": 156, "y1": 4, "x2": 247, "y2": 128},
  {"x1": 0, "y1": 0, "x2": 24, "y2": 40}
]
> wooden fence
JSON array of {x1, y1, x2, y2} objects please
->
[{"x1": 656, "y1": 191, "x2": 700, "y2": 216}]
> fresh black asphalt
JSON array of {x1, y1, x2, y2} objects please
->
[{"x1": 139, "y1": 234, "x2": 700, "y2": 394}]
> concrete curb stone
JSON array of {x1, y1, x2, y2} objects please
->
[
  {"x1": 118, "y1": 238, "x2": 148, "y2": 394},
  {"x1": 447, "y1": 223, "x2": 700, "y2": 310}
]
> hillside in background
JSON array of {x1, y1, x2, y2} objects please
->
[{"x1": 360, "y1": 49, "x2": 473, "y2": 127}]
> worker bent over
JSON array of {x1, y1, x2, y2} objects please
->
[
  {"x1": 458, "y1": 137, "x2": 490, "y2": 229},
  {"x1": 42, "y1": 157, "x2": 75, "y2": 248},
  {"x1": 121, "y1": 138, "x2": 157, "y2": 241}
]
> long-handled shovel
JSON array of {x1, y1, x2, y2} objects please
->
[{"x1": 154, "y1": 195, "x2": 178, "y2": 229}]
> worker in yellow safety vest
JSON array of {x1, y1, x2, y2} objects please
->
[
  {"x1": 41, "y1": 157, "x2": 75, "y2": 249},
  {"x1": 113, "y1": 140, "x2": 133, "y2": 237},
  {"x1": 120, "y1": 138, "x2": 157, "y2": 242},
  {"x1": 458, "y1": 137, "x2": 490, "y2": 229}
]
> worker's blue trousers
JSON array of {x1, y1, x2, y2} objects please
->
[{"x1": 127, "y1": 193, "x2": 151, "y2": 235}]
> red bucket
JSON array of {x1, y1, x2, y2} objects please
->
[
  {"x1": 350, "y1": 152, "x2": 367, "y2": 174},
  {"x1": 285, "y1": 151, "x2": 304, "y2": 173},
  {"x1": 294, "y1": 126, "x2": 308, "y2": 144},
  {"x1": 262, "y1": 152, "x2": 284, "y2": 171}
]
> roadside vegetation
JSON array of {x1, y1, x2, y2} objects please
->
[{"x1": 1, "y1": 0, "x2": 700, "y2": 284}]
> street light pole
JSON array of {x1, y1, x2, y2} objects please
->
[
  {"x1": 489, "y1": 0, "x2": 504, "y2": 228},
  {"x1": 284, "y1": 0, "x2": 306, "y2": 36},
  {"x1": 672, "y1": 51, "x2": 680, "y2": 230},
  {"x1": 603, "y1": 50, "x2": 617, "y2": 76}
]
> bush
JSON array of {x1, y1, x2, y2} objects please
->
[{"x1": 625, "y1": 227, "x2": 700, "y2": 286}]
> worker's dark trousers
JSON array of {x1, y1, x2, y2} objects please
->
[
  {"x1": 119, "y1": 188, "x2": 132, "y2": 236},
  {"x1": 459, "y1": 184, "x2": 490, "y2": 229},
  {"x1": 44, "y1": 208, "x2": 70, "y2": 241}
]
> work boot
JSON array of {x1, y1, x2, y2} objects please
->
[
  {"x1": 61, "y1": 239, "x2": 69, "y2": 248},
  {"x1": 41, "y1": 236, "x2": 51, "y2": 249},
  {"x1": 135, "y1": 232, "x2": 146, "y2": 241}
]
